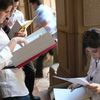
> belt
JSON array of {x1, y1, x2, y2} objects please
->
[{"x1": 3, "y1": 66, "x2": 17, "y2": 69}]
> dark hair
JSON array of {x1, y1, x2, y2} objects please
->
[
  {"x1": 83, "y1": 28, "x2": 100, "y2": 49},
  {"x1": 29, "y1": 0, "x2": 41, "y2": 5},
  {"x1": 0, "y1": 0, "x2": 13, "y2": 11},
  {"x1": 14, "y1": 0, "x2": 19, "y2": 2}
]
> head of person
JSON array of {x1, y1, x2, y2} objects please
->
[
  {"x1": 11, "y1": 0, "x2": 19, "y2": 12},
  {"x1": 83, "y1": 28, "x2": 100, "y2": 60},
  {"x1": 29, "y1": 0, "x2": 42, "y2": 10},
  {"x1": 0, "y1": 0, "x2": 13, "y2": 24}
]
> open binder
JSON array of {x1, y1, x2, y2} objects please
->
[
  {"x1": 12, "y1": 28, "x2": 56, "y2": 68},
  {"x1": 53, "y1": 76, "x2": 89, "y2": 86}
]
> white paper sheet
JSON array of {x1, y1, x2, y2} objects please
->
[
  {"x1": 12, "y1": 28, "x2": 56, "y2": 67},
  {"x1": 53, "y1": 76, "x2": 89, "y2": 86},
  {"x1": 53, "y1": 88, "x2": 87, "y2": 100},
  {"x1": 14, "y1": 28, "x2": 47, "y2": 51}
]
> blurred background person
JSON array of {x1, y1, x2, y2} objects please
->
[{"x1": 29, "y1": 0, "x2": 57, "y2": 78}]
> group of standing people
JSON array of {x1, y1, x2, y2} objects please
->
[{"x1": 1, "y1": 0, "x2": 100, "y2": 100}]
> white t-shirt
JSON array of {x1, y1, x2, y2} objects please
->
[
  {"x1": 0, "y1": 28, "x2": 29, "y2": 98},
  {"x1": 8, "y1": 9, "x2": 25, "y2": 29},
  {"x1": 35, "y1": 4, "x2": 57, "y2": 35}
]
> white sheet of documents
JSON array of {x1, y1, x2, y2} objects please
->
[
  {"x1": 53, "y1": 88, "x2": 87, "y2": 100},
  {"x1": 12, "y1": 28, "x2": 56, "y2": 67},
  {"x1": 53, "y1": 76, "x2": 89, "y2": 86}
]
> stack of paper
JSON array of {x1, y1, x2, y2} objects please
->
[
  {"x1": 8, "y1": 16, "x2": 37, "y2": 39},
  {"x1": 12, "y1": 28, "x2": 56, "y2": 67},
  {"x1": 53, "y1": 88, "x2": 87, "y2": 100}
]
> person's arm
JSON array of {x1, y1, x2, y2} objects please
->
[
  {"x1": 35, "y1": 20, "x2": 48, "y2": 30},
  {"x1": 68, "y1": 84, "x2": 83, "y2": 91},
  {"x1": 8, "y1": 37, "x2": 27, "y2": 52},
  {"x1": 0, "y1": 37, "x2": 27, "y2": 70}
]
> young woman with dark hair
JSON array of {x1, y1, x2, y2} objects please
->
[{"x1": 66, "y1": 28, "x2": 100, "y2": 100}]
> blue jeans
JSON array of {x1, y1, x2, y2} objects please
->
[{"x1": 3, "y1": 95, "x2": 30, "y2": 100}]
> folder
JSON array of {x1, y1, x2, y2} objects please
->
[
  {"x1": 12, "y1": 28, "x2": 56, "y2": 68},
  {"x1": 8, "y1": 16, "x2": 37, "y2": 39}
]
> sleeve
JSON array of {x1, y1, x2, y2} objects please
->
[{"x1": 0, "y1": 46, "x2": 13, "y2": 70}]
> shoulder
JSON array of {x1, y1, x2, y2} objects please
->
[{"x1": 15, "y1": 10, "x2": 24, "y2": 16}]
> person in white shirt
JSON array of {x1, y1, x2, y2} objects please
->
[
  {"x1": 66, "y1": 28, "x2": 100, "y2": 100},
  {"x1": 3, "y1": 0, "x2": 41, "y2": 100},
  {"x1": 6, "y1": 0, "x2": 25, "y2": 29},
  {"x1": 29, "y1": 0, "x2": 57, "y2": 78},
  {"x1": 0, "y1": 0, "x2": 31, "y2": 100},
  {"x1": 30, "y1": 0, "x2": 56, "y2": 35}
]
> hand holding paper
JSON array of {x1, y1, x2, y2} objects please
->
[{"x1": 15, "y1": 28, "x2": 27, "y2": 37}]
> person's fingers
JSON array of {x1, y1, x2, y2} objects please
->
[{"x1": 68, "y1": 84, "x2": 73, "y2": 89}]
